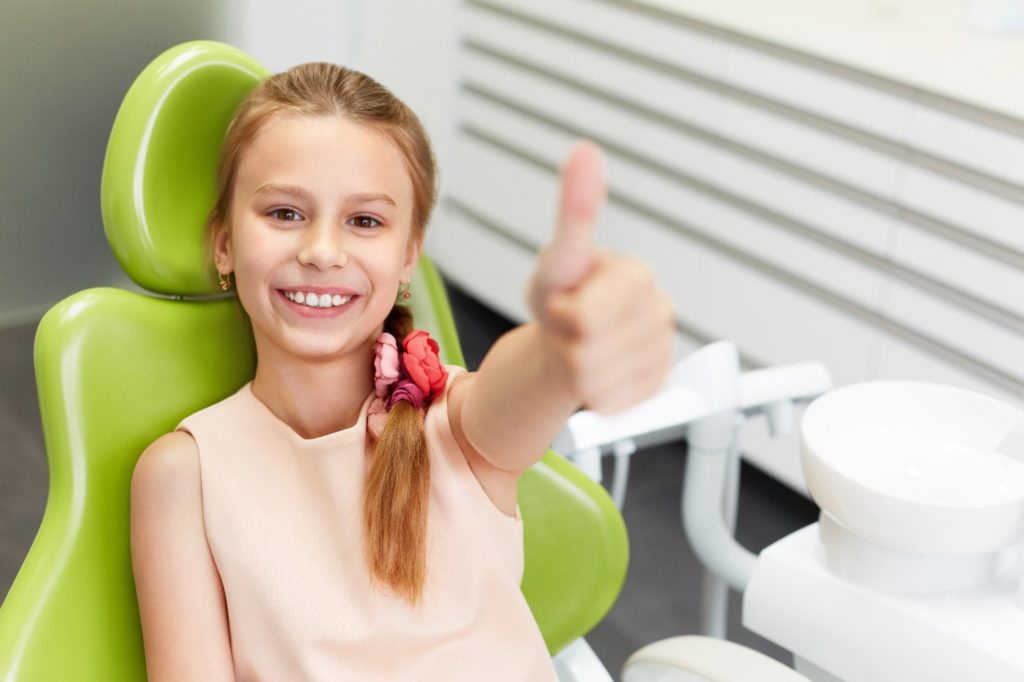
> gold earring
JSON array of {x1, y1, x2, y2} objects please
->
[
  {"x1": 219, "y1": 271, "x2": 233, "y2": 291},
  {"x1": 397, "y1": 280, "x2": 411, "y2": 301}
]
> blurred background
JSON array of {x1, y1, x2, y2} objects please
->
[{"x1": 3, "y1": 0, "x2": 1024, "y2": 675}]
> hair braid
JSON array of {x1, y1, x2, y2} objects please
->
[{"x1": 363, "y1": 304, "x2": 431, "y2": 603}]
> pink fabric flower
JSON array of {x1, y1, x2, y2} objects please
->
[
  {"x1": 373, "y1": 332, "x2": 400, "y2": 399},
  {"x1": 401, "y1": 330, "x2": 448, "y2": 400},
  {"x1": 367, "y1": 397, "x2": 388, "y2": 441},
  {"x1": 387, "y1": 379, "x2": 425, "y2": 410}
]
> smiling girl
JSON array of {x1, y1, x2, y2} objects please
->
[{"x1": 130, "y1": 62, "x2": 675, "y2": 681}]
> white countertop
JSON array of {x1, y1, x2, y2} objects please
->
[{"x1": 637, "y1": 0, "x2": 1024, "y2": 121}]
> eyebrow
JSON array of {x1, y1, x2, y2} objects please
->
[
  {"x1": 255, "y1": 184, "x2": 312, "y2": 201},
  {"x1": 255, "y1": 184, "x2": 396, "y2": 207}
]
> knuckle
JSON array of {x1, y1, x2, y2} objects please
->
[
  {"x1": 567, "y1": 309, "x2": 590, "y2": 338},
  {"x1": 578, "y1": 303, "x2": 608, "y2": 339},
  {"x1": 561, "y1": 308, "x2": 587, "y2": 338},
  {"x1": 617, "y1": 258, "x2": 647, "y2": 289},
  {"x1": 629, "y1": 258, "x2": 656, "y2": 289},
  {"x1": 545, "y1": 298, "x2": 581, "y2": 337}
]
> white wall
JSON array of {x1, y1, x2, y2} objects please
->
[
  {"x1": 219, "y1": 0, "x2": 361, "y2": 73},
  {"x1": 353, "y1": 0, "x2": 463, "y2": 200}
]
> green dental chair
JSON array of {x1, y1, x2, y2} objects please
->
[{"x1": 0, "y1": 41, "x2": 628, "y2": 680}]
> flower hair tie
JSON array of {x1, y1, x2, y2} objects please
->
[{"x1": 367, "y1": 329, "x2": 448, "y2": 440}]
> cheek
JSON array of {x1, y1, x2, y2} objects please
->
[
  {"x1": 233, "y1": 228, "x2": 282, "y2": 278},
  {"x1": 369, "y1": 272, "x2": 401, "y2": 308},
  {"x1": 231, "y1": 239, "x2": 283, "y2": 314},
  {"x1": 363, "y1": 239, "x2": 411, "y2": 282},
  {"x1": 364, "y1": 257, "x2": 405, "y2": 310},
  {"x1": 234, "y1": 255, "x2": 270, "y2": 298}
]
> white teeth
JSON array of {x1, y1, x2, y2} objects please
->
[{"x1": 283, "y1": 290, "x2": 352, "y2": 308}]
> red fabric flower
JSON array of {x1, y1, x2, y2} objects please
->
[{"x1": 401, "y1": 330, "x2": 448, "y2": 400}]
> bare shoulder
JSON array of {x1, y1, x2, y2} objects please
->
[
  {"x1": 446, "y1": 372, "x2": 520, "y2": 518},
  {"x1": 131, "y1": 431, "x2": 204, "y2": 523},
  {"x1": 131, "y1": 430, "x2": 234, "y2": 680},
  {"x1": 133, "y1": 431, "x2": 200, "y2": 491}
]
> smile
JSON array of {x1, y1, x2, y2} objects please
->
[{"x1": 282, "y1": 290, "x2": 352, "y2": 308}]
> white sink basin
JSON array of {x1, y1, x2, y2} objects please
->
[{"x1": 802, "y1": 381, "x2": 1024, "y2": 556}]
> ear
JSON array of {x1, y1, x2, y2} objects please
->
[
  {"x1": 212, "y1": 224, "x2": 234, "y2": 274},
  {"x1": 402, "y1": 232, "x2": 423, "y2": 281}
]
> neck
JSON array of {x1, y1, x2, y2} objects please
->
[{"x1": 250, "y1": 336, "x2": 377, "y2": 440}]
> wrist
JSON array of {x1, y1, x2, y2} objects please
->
[{"x1": 525, "y1": 321, "x2": 584, "y2": 413}]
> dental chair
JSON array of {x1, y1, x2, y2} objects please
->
[{"x1": 0, "y1": 41, "x2": 808, "y2": 681}]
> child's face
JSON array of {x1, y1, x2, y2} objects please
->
[{"x1": 215, "y1": 113, "x2": 420, "y2": 362}]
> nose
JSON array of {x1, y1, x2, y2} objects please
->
[{"x1": 297, "y1": 218, "x2": 349, "y2": 271}]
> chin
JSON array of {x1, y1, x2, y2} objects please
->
[
  {"x1": 285, "y1": 334, "x2": 362, "y2": 361},
  {"x1": 251, "y1": 324, "x2": 360, "y2": 363}
]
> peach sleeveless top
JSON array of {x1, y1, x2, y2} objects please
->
[{"x1": 175, "y1": 367, "x2": 556, "y2": 681}]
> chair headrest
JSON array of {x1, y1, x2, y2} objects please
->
[{"x1": 101, "y1": 41, "x2": 268, "y2": 295}]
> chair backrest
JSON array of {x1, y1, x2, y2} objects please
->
[{"x1": 0, "y1": 41, "x2": 627, "y2": 679}]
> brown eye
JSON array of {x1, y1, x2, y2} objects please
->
[
  {"x1": 270, "y1": 208, "x2": 301, "y2": 222},
  {"x1": 350, "y1": 215, "x2": 381, "y2": 229}
]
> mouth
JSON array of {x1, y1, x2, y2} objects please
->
[{"x1": 276, "y1": 288, "x2": 360, "y2": 318}]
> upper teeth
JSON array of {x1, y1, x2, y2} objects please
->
[{"x1": 284, "y1": 291, "x2": 352, "y2": 308}]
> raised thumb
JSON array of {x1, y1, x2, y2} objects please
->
[{"x1": 537, "y1": 140, "x2": 606, "y2": 293}]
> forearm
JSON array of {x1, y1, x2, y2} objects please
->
[{"x1": 460, "y1": 321, "x2": 580, "y2": 473}]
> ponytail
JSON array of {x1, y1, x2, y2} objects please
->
[{"x1": 363, "y1": 306, "x2": 431, "y2": 604}]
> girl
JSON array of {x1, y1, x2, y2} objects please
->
[{"x1": 130, "y1": 62, "x2": 675, "y2": 680}]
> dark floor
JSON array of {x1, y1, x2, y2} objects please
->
[{"x1": 0, "y1": 278, "x2": 819, "y2": 678}]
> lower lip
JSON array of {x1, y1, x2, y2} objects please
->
[{"x1": 276, "y1": 289, "x2": 359, "y2": 318}]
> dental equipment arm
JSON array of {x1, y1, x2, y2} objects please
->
[
  {"x1": 552, "y1": 357, "x2": 831, "y2": 456},
  {"x1": 684, "y1": 411, "x2": 757, "y2": 592},
  {"x1": 622, "y1": 635, "x2": 812, "y2": 682},
  {"x1": 552, "y1": 341, "x2": 831, "y2": 637},
  {"x1": 739, "y1": 362, "x2": 832, "y2": 435}
]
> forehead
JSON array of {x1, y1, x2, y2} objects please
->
[{"x1": 235, "y1": 113, "x2": 413, "y2": 206}]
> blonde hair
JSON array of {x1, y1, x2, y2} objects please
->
[{"x1": 206, "y1": 63, "x2": 438, "y2": 604}]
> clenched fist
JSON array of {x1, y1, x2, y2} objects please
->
[{"x1": 527, "y1": 141, "x2": 677, "y2": 415}]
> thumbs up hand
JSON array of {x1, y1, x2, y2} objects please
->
[{"x1": 527, "y1": 141, "x2": 676, "y2": 415}]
